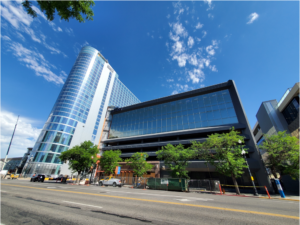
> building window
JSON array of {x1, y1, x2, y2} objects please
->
[
  {"x1": 282, "y1": 97, "x2": 299, "y2": 125},
  {"x1": 108, "y1": 89, "x2": 238, "y2": 139}
]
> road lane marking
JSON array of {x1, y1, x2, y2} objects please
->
[
  {"x1": 2, "y1": 184, "x2": 299, "y2": 220},
  {"x1": 175, "y1": 199, "x2": 193, "y2": 202},
  {"x1": 102, "y1": 190, "x2": 214, "y2": 201},
  {"x1": 63, "y1": 201, "x2": 103, "y2": 208},
  {"x1": 1, "y1": 190, "x2": 7, "y2": 192}
]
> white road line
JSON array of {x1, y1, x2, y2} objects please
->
[
  {"x1": 63, "y1": 201, "x2": 103, "y2": 208},
  {"x1": 102, "y1": 190, "x2": 214, "y2": 201},
  {"x1": 1, "y1": 190, "x2": 7, "y2": 192},
  {"x1": 175, "y1": 199, "x2": 193, "y2": 202}
]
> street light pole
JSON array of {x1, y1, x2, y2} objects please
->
[
  {"x1": 2, "y1": 116, "x2": 19, "y2": 170},
  {"x1": 239, "y1": 140, "x2": 259, "y2": 196}
]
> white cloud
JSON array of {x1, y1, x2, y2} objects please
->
[
  {"x1": 188, "y1": 68, "x2": 205, "y2": 84},
  {"x1": 65, "y1": 28, "x2": 74, "y2": 36},
  {"x1": 206, "y1": 45, "x2": 215, "y2": 56},
  {"x1": 188, "y1": 54, "x2": 198, "y2": 66},
  {"x1": 187, "y1": 36, "x2": 194, "y2": 48},
  {"x1": 1, "y1": 35, "x2": 11, "y2": 41},
  {"x1": 195, "y1": 22, "x2": 203, "y2": 29},
  {"x1": 172, "y1": 22, "x2": 188, "y2": 38},
  {"x1": 166, "y1": 14, "x2": 170, "y2": 19},
  {"x1": 247, "y1": 12, "x2": 259, "y2": 24},
  {"x1": 31, "y1": 5, "x2": 63, "y2": 32},
  {"x1": 31, "y1": 5, "x2": 47, "y2": 20},
  {"x1": 172, "y1": 90, "x2": 179, "y2": 95},
  {"x1": 208, "y1": 13, "x2": 214, "y2": 19},
  {"x1": 8, "y1": 41, "x2": 65, "y2": 85},
  {"x1": 1, "y1": 111, "x2": 42, "y2": 158},
  {"x1": 1, "y1": 1, "x2": 33, "y2": 29},
  {"x1": 210, "y1": 65, "x2": 218, "y2": 72},
  {"x1": 165, "y1": 3, "x2": 220, "y2": 90},
  {"x1": 167, "y1": 79, "x2": 174, "y2": 82},
  {"x1": 206, "y1": 40, "x2": 218, "y2": 56},
  {"x1": 16, "y1": 32, "x2": 25, "y2": 41},
  {"x1": 172, "y1": 41, "x2": 185, "y2": 54},
  {"x1": 172, "y1": 54, "x2": 189, "y2": 67},
  {"x1": 23, "y1": 26, "x2": 41, "y2": 43},
  {"x1": 204, "y1": 0, "x2": 214, "y2": 10}
]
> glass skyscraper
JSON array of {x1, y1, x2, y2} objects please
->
[{"x1": 23, "y1": 46, "x2": 140, "y2": 176}]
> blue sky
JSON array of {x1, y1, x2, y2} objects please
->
[{"x1": 1, "y1": 1, "x2": 299, "y2": 157}]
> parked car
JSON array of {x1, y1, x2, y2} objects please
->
[
  {"x1": 31, "y1": 174, "x2": 45, "y2": 182},
  {"x1": 50, "y1": 174, "x2": 64, "y2": 180},
  {"x1": 99, "y1": 177, "x2": 122, "y2": 187}
]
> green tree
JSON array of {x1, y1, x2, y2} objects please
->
[
  {"x1": 59, "y1": 141, "x2": 98, "y2": 184},
  {"x1": 156, "y1": 144, "x2": 196, "y2": 179},
  {"x1": 22, "y1": 0, "x2": 95, "y2": 23},
  {"x1": 125, "y1": 152, "x2": 153, "y2": 178},
  {"x1": 259, "y1": 131, "x2": 299, "y2": 180},
  {"x1": 99, "y1": 150, "x2": 122, "y2": 176},
  {"x1": 191, "y1": 128, "x2": 248, "y2": 195}
]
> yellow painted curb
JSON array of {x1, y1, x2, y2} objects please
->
[{"x1": 2, "y1": 184, "x2": 299, "y2": 220}]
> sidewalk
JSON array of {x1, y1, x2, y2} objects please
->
[{"x1": 191, "y1": 189, "x2": 299, "y2": 201}]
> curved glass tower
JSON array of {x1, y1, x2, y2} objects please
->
[{"x1": 23, "y1": 46, "x2": 140, "y2": 176}]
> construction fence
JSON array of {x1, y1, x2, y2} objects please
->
[{"x1": 87, "y1": 177, "x2": 222, "y2": 192}]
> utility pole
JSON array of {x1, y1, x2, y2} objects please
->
[
  {"x1": 2, "y1": 116, "x2": 19, "y2": 170},
  {"x1": 239, "y1": 139, "x2": 259, "y2": 196}
]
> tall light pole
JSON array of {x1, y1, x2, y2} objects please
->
[
  {"x1": 239, "y1": 139, "x2": 259, "y2": 196},
  {"x1": 2, "y1": 116, "x2": 19, "y2": 170}
]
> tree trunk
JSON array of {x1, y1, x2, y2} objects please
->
[
  {"x1": 271, "y1": 167, "x2": 278, "y2": 179},
  {"x1": 76, "y1": 171, "x2": 81, "y2": 184},
  {"x1": 231, "y1": 174, "x2": 240, "y2": 195}
]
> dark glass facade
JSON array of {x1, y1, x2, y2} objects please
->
[
  {"x1": 109, "y1": 89, "x2": 238, "y2": 139},
  {"x1": 282, "y1": 97, "x2": 299, "y2": 125}
]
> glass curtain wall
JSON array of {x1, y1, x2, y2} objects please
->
[
  {"x1": 109, "y1": 89, "x2": 238, "y2": 139},
  {"x1": 32, "y1": 46, "x2": 105, "y2": 165},
  {"x1": 109, "y1": 77, "x2": 141, "y2": 108}
]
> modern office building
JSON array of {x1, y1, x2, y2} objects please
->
[
  {"x1": 100, "y1": 80, "x2": 273, "y2": 191},
  {"x1": 252, "y1": 82, "x2": 299, "y2": 194},
  {"x1": 23, "y1": 46, "x2": 140, "y2": 176},
  {"x1": 0, "y1": 157, "x2": 22, "y2": 172}
]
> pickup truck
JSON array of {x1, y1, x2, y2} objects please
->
[{"x1": 99, "y1": 177, "x2": 122, "y2": 187}]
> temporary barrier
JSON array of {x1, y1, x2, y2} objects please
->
[
  {"x1": 147, "y1": 178, "x2": 188, "y2": 192},
  {"x1": 221, "y1": 184, "x2": 271, "y2": 198}
]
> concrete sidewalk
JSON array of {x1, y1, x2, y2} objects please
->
[{"x1": 192, "y1": 189, "x2": 299, "y2": 201}]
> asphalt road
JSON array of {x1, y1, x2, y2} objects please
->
[{"x1": 1, "y1": 179, "x2": 299, "y2": 225}]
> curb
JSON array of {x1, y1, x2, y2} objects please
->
[{"x1": 259, "y1": 196, "x2": 300, "y2": 202}]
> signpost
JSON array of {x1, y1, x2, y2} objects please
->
[{"x1": 275, "y1": 179, "x2": 286, "y2": 198}]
